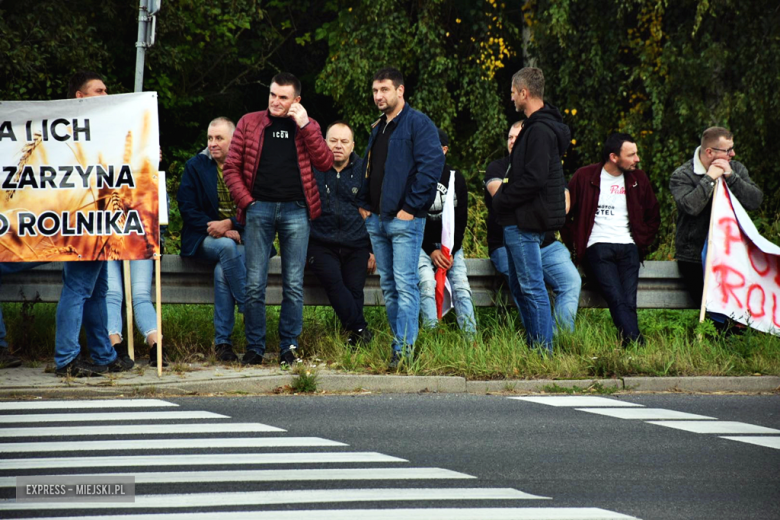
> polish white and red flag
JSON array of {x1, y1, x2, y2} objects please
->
[
  {"x1": 435, "y1": 171, "x2": 456, "y2": 319},
  {"x1": 703, "y1": 179, "x2": 780, "y2": 335}
]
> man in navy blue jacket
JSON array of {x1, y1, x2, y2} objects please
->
[
  {"x1": 177, "y1": 117, "x2": 246, "y2": 362},
  {"x1": 308, "y1": 122, "x2": 375, "y2": 347},
  {"x1": 357, "y1": 67, "x2": 444, "y2": 368}
]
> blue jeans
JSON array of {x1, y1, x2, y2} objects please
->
[
  {"x1": 55, "y1": 261, "x2": 117, "y2": 369},
  {"x1": 491, "y1": 242, "x2": 581, "y2": 333},
  {"x1": 244, "y1": 201, "x2": 309, "y2": 356},
  {"x1": 585, "y1": 242, "x2": 642, "y2": 345},
  {"x1": 0, "y1": 262, "x2": 46, "y2": 349},
  {"x1": 365, "y1": 214, "x2": 426, "y2": 353},
  {"x1": 105, "y1": 260, "x2": 157, "y2": 341},
  {"x1": 503, "y1": 226, "x2": 554, "y2": 353},
  {"x1": 213, "y1": 244, "x2": 246, "y2": 345},
  {"x1": 418, "y1": 248, "x2": 476, "y2": 334}
]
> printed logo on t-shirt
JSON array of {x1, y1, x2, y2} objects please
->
[{"x1": 272, "y1": 130, "x2": 290, "y2": 139}]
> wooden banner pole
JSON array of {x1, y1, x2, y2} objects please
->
[
  {"x1": 699, "y1": 178, "x2": 721, "y2": 324},
  {"x1": 122, "y1": 260, "x2": 135, "y2": 359},
  {"x1": 155, "y1": 255, "x2": 163, "y2": 377}
]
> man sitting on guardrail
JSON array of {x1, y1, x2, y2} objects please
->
[
  {"x1": 417, "y1": 128, "x2": 476, "y2": 335},
  {"x1": 669, "y1": 127, "x2": 763, "y2": 330},
  {"x1": 485, "y1": 121, "x2": 580, "y2": 334},
  {"x1": 562, "y1": 133, "x2": 660, "y2": 346},
  {"x1": 307, "y1": 121, "x2": 375, "y2": 348},
  {"x1": 178, "y1": 117, "x2": 247, "y2": 363}
]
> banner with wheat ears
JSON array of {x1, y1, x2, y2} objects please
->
[{"x1": 0, "y1": 92, "x2": 160, "y2": 262}]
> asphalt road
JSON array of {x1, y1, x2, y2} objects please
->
[{"x1": 1, "y1": 393, "x2": 779, "y2": 519}]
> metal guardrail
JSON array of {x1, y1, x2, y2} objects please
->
[{"x1": 0, "y1": 256, "x2": 697, "y2": 309}]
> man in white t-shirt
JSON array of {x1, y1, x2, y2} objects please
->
[{"x1": 561, "y1": 133, "x2": 660, "y2": 346}]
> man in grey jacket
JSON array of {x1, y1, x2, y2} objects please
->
[{"x1": 669, "y1": 127, "x2": 763, "y2": 315}]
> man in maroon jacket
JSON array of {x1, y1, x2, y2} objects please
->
[
  {"x1": 223, "y1": 73, "x2": 333, "y2": 366},
  {"x1": 562, "y1": 133, "x2": 660, "y2": 346}
]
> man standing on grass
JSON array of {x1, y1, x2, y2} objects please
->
[
  {"x1": 669, "y1": 127, "x2": 763, "y2": 329},
  {"x1": 54, "y1": 71, "x2": 133, "y2": 377},
  {"x1": 223, "y1": 73, "x2": 333, "y2": 367},
  {"x1": 485, "y1": 121, "x2": 581, "y2": 334},
  {"x1": 178, "y1": 117, "x2": 248, "y2": 363},
  {"x1": 357, "y1": 67, "x2": 444, "y2": 369},
  {"x1": 491, "y1": 67, "x2": 570, "y2": 354},
  {"x1": 562, "y1": 133, "x2": 660, "y2": 346}
]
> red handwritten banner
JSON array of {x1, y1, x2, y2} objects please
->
[{"x1": 705, "y1": 180, "x2": 780, "y2": 335}]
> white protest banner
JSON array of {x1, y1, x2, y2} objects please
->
[
  {"x1": 0, "y1": 92, "x2": 160, "y2": 262},
  {"x1": 703, "y1": 180, "x2": 780, "y2": 335}
]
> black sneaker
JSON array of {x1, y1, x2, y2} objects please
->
[
  {"x1": 0, "y1": 348, "x2": 22, "y2": 369},
  {"x1": 347, "y1": 328, "x2": 373, "y2": 349},
  {"x1": 105, "y1": 355, "x2": 134, "y2": 373},
  {"x1": 148, "y1": 344, "x2": 170, "y2": 367},
  {"x1": 279, "y1": 346, "x2": 301, "y2": 367},
  {"x1": 113, "y1": 343, "x2": 135, "y2": 369},
  {"x1": 215, "y1": 343, "x2": 238, "y2": 362},
  {"x1": 242, "y1": 350, "x2": 264, "y2": 366},
  {"x1": 55, "y1": 357, "x2": 108, "y2": 377},
  {"x1": 388, "y1": 351, "x2": 402, "y2": 370}
]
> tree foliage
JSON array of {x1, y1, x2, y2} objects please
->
[{"x1": 1, "y1": 0, "x2": 777, "y2": 257}]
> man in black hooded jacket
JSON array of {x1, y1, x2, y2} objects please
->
[{"x1": 492, "y1": 67, "x2": 570, "y2": 353}]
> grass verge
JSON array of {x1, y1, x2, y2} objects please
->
[{"x1": 3, "y1": 303, "x2": 779, "y2": 378}]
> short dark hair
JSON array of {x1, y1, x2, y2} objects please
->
[
  {"x1": 271, "y1": 72, "x2": 301, "y2": 97},
  {"x1": 701, "y1": 126, "x2": 733, "y2": 149},
  {"x1": 511, "y1": 67, "x2": 544, "y2": 99},
  {"x1": 67, "y1": 71, "x2": 104, "y2": 99},
  {"x1": 326, "y1": 120, "x2": 354, "y2": 141},
  {"x1": 372, "y1": 67, "x2": 404, "y2": 88},
  {"x1": 602, "y1": 133, "x2": 635, "y2": 163},
  {"x1": 509, "y1": 120, "x2": 524, "y2": 135}
]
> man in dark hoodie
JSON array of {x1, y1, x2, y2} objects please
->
[
  {"x1": 492, "y1": 67, "x2": 570, "y2": 353},
  {"x1": 562, "y1": 133, "x2": 660, "y2": 346},
  {"x1": 308, "y1": 121, "x2": 375, "y2": 347},
  {"x1": 417, "y1": 129, "x2": 476, "y2": 334}
]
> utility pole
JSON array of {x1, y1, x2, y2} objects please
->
[{"x1": 134, "y1": 0, "x2": 162, "y2": 92}]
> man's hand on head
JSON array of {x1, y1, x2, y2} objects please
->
[
  {"x1": 430, "y1": 249, "x2": 453, "y2": 270},
  {"x1": 207, "y1": 219, "x2": 233, "y2": 238},
  {"x1": 288, "y1": 103, "x2": 310, "y2": 128}
]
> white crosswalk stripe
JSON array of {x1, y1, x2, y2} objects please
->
[
  {"x1": 0, "y1": 452, "x2": 407, "y2": 470},
  {"x1": 0, "y1": 468, "x2": 475, "y2": 487},
  {"x1": 0, "y1": 488, "x2": 549, "y2": 510},
  {"x1": 720, "y1": 436, "x2": 780, "y2": 449},
  {"x1": 647, "y1": 420, "x2": 780, "y2": 434},
  {"x1": 6, "y1": 508, "x2": 641, "y2": 520},
  {"x1": 0, "y1": 398, "x2": 639, "y2": 519},
  {"x1": 0, "y1": 437, "x2": 346, "y2": 453},
  {"x1": 576, "y1": 408, "x2": 716, "y2": 420},
  {"x1": 0, "y1": 422, "x2": 284, "y2": 437},
  {"x1": 0, "y1": 399, "x2": 177, "y2": 411},
  {"x1": 0, "y1": 411, "x2": 227, "y2": 423},
  {"x1": 508, "y1": 396, "x2": 642, "y2": 407}
]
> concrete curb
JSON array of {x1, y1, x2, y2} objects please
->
[{"x1": 1, "y1": 365, "x2": 778, "y2": 398}]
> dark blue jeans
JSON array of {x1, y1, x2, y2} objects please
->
[{"x1": 585, "y1": 243, "x2": 642, "y2": 345}]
